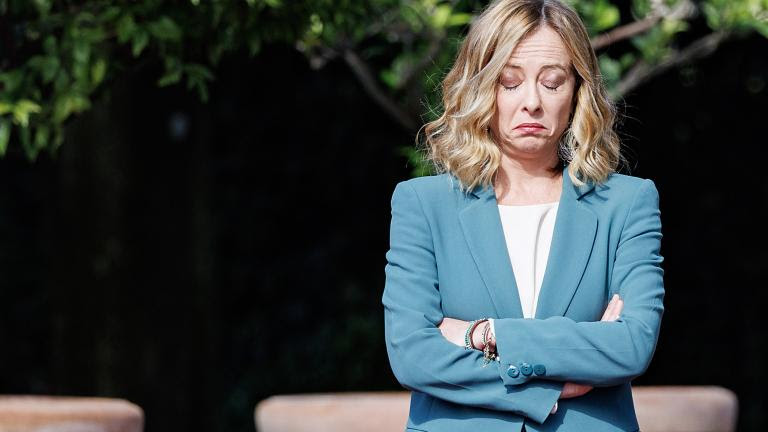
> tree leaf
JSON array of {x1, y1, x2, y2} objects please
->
[
  {"x1": 598, "y1": 54, "x2": 621, "y2": 87},
  {"x1": 32, "y1": 0, "x2": 52, "y2": 15},
  {"x1": 148, "y1": 16, "x2": 183, "y2": 41},
  {"x1": 117, "y1": 14, "x2": 137, "y2": 43},
  {"x1": 157, "y1": 69, "x2": 182, "y2": 87},
  {"x1": 593, "y1": 0, "x2": 620, "y2": 32},
  {"x1": 53, "y1": 93, "x2": 91, "y2": 123},
  {"x1": 91, "y1": 58, "x2": 107, "y2": 87},
  {"x1": 12, "y1": 99, "x2": 42, "y2": 127},
  {"x1": 0, "y1": 102, "x2": 12, "y2": 115},
  {"x1": 132, "y1": 30, "x2": 149, "y2": 57},
  {"x1": 34, "y1": 125, "x2": 49, "y2": 152},
  {"x1": 0, "y1": 117, "x2": 10, "y2": 156},
  {"x1": 447, "y1": 13, "x2": 472, "y2": 27},
  {"x1": 99, "y1": 6, "x2": 122, "y2": 22},
  {"x1": 20, "y1": 125, "x2": 34, "y2": 159},
  {"x1": 431, "y1": 4, "x2": 452, "y2": 29}
]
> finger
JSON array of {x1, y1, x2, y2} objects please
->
[
  {"x1": 600, "y1": 295, "x2": 615, "y2": 321},
  {"x1": 562, "y1": 383, "x2": 581, "y2": 398},
  {"x1": 571, "y1": 384, "x2": 592, "y2": 398},
  {"x1": 601, "y1": 294, "x2": 618, "y2": 321},
  {"x1": 605, "y1": 298, "x2": 624, "y2": 322},
  {"x1": 560, "y1": 382, "x2": 576, "y2": 399},
  {"x1": 560, "y1": 383, "x2": 593, "y2": 399},
  {"x1": 604, "y1": 295, "x2": 624, "y2": 321},
  {"x1": 613, "y1": 299, "x2": 624, "y2": 321}
]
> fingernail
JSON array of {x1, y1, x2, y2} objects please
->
[{"x1": 612, "y1": 294, "x2": 619, "y2": 301}]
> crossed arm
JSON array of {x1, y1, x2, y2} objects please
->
[
  {"x1": 382, "y1": 180, "x2": 664, "y2": 424},
  {"x1": 438, "y1": 293, "x2": 626, "y2": 400}
]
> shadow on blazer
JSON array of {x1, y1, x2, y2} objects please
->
[{"x1": 382, "y1": 163, "x2": 664, "y2": 432}]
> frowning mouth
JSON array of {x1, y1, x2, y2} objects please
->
[
  {"x1": 514, "y1": 123, "x2": 546, "y2": 133},
  {"x1": 514, "y1": 123, "x2": 546, "y2": 129}
]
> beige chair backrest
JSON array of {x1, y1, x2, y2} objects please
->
[
  {"x1": 256, "y1": 392, "x2": 408, "y2": 432},
  {"x1": 255, "y1": 386, "x2": 738, "y2": 432},
  {"x1": 0, "y1": 396, "x2": 143, "y2": 432},
  {"x1": 633, "y1": 386, "x2": 738, "y2": 432}
]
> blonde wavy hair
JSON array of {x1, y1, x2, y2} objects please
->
[{"x1": 420, "y1": 0, "x2": 622, "y2": 191}]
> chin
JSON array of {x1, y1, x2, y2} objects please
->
[{"x1": 508, "y1": 139, "x2": 551, "y2": 155}]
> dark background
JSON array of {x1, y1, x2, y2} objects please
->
[{"x1": 1, "y1": 21, "x2": 767, "y2": 432}]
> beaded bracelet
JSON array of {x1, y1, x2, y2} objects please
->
[{"x1": 463, "y1": 318, "x2": 488, "y2": 350}]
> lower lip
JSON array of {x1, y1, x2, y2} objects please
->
[{"x1": 515, "y1": 126, "x2": 546, "y2": 133}]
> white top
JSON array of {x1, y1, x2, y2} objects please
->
[
  {"x1": 497, "y1": 201, "x2": 559, "y2": 318},
  {"x1": 490, "y1": 201, "x2": 559, "y2": 334},
  {"x1": 488, "y1": 201, "x2": 559, "y2": 349},
  {"x1": 487, "y1": 201, "x2": 559, "y2": 415}
]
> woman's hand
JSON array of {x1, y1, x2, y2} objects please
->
[
  {"x1": 560, "y1": 294, "x2": 624, "y2": 399},
  {"x1": 438, "y1": 317, "x2": 471, "y2": 347}
]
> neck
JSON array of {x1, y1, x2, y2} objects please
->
[{"x1": 494, "y1": 152, "x2": 563, "y2": 205}]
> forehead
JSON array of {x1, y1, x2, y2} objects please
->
[{"x1": 505, "y1": 25, "x2": 571, "y2": 73}]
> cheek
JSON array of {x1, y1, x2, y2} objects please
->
[
  {"x1": 494, "y1": 92, "x2": 520, "y2": 121},
  {"x1": 546, "y1": 94, "x2": 574, "y2": 123}
]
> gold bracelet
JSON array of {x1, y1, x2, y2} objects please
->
[{"x1": 481, "y1": 321, "x2": 498, "y2": 367}]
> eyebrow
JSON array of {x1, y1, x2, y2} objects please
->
[{"x1": 504, "y1": 63, "x2": 570, "y2": 74}]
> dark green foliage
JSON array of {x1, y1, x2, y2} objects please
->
[{"x1": 1, "y1": 0, "x2": 766, "y2": 160}]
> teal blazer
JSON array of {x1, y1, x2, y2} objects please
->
[{"x1": 382, "y1": 164, "x2": 664, "y2": 432}]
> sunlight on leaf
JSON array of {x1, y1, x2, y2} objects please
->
[{"x1": 0, "y1": 118, "x2": 11, "y2": 156}]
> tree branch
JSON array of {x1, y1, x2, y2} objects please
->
[
  {"x1": 397, "y1": 0, "x2": 462, "y2": 91},
  {"x1": 398, "y1": 34, "x2": 442, "y2": 92},
  {"x1": 590, "y1": 0, "x2": 697, "y2": 50},
  {"x1": 342, "y1": 48, "x2": 417, "y2": 131},
  {"x1": 591, "y1": 16, "x2": 660, "y2": 51},
  {"x1": 613, "y1": 30, "x2": 730, "y2": 98}
]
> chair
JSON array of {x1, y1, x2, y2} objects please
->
[
  {"x1": 0, "y1": 396, "x2": 143, "y2": 432},
  {"x1": 633, "y1": 386, "x2": 738, "y2": 432}
]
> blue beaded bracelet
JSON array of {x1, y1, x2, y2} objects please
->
[{"x1": 464, "y1": 318, "x2": 489, "y2": 350}]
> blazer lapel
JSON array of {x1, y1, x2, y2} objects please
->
[
  {"x1": 457, "y1": 164, "x2": 598, "y2": 319},
  {"x1": 459, "y1": 181, "x2": 525, "y2": 319},
  {"x1": 535, "y1": 166, "x2": 598, "y2": 318}
]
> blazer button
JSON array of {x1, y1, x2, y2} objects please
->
[
  {"x1": 533, "y1": 364, "x2": 547, "y2": 376},
  {"x1": 520, "y1": 362, "x2": 533, "y2": 376},
  {"x1": 507, "y1": 365, "x2": 520, "y2": 378}
]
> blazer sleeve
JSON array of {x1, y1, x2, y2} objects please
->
[
  {"x1": 382, "y1": 181, "x2": 562, "y2": 424},
  {"x1": 493, "y1": 179, "x2": 665, "y2": 388}
]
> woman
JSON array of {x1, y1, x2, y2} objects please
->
[{"x1": 382, "y1": 1, "x2": 664, "y2": 431}]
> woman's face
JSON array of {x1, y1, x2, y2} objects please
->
[{"x1": 491, "y1": 25, "x2": 577, "y2": 160}]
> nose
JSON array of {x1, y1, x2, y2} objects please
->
[{"x1": 521, "y1": 82, "x2": 542, "y2": 114}]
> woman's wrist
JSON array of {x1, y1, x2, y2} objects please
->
[
  {"x1": 464, "y1": 319, "x2": 486, "y2": 350},
  {"x1": 484, "y1": 319, "x2": 496, "y2": 348},
  {"x1": 471, "y1": 320, "x2": 487, "y2": 350},
  {"x1": 480, "y1": 320, "x2": 499, "y2": 365},
  {"x1": 465, "y1": 318, "x2": 499, "y2": 366}
]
